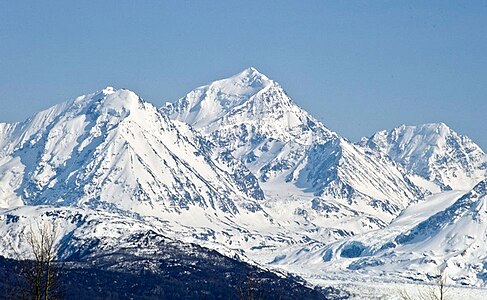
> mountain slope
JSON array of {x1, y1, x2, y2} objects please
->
[
  {"x1": 274, "y1": 179, "x2": 487, "y2": 287},
  {"x1": 360, "y1": 123, "x2": 487, "y2": 191},
  {"x1": 0, "y1": 87, "x2": 263, "y2": 215},
  {"x1": 164, "y1": 68, "x2": 424, "y2": 224},
  {"x1": 0, "y1": 208, "x2": 334, "y2": 300}
]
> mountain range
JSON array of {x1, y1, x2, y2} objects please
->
[{"x1": 0, "y1": 68, "x2": 486, "y2": 294}]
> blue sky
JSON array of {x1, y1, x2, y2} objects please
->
[{"x1": 1, "y1": 1, "x2": 486, "y2": 149}]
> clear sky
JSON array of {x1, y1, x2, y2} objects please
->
[{"x1": 1, "y1": 1, "x2": 486, "y2": 149}]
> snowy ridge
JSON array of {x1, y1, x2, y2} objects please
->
[
  {"x1": 163, "y1": 68, "x2": 336, "y2": 174},
  {"x1": 360, "y1": 123, "x2": 487, "y2": 191},
  {"x1": 0, "y1": 87, "x2": 264, "y2": 214}
]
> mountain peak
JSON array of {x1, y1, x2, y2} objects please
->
[
  {"x1": 164, "y1": 69, "x2": 423, "y2": 225},
  {"x1": 55, "y1": 88, "x2": 143, "y2": 125},
  {"x1": 205, "y1": 67, "x2": 273, "y2": 98},
  {"x1": 362, "y1": 122, "x2": 487, "y2": 191},
  {"x1": 236, "y1": 66, "x2": 268, "y2": 80},
  {"x1": 397, "y1": 122, "x2": 450, "y2": 137},
  {"x1": 0, "y1": 85, "x2": 265, "y2": 213},
  {"x1": 163, "y1": 67, "x2": 330, "y2": 138},
  {"x1": 162, "y1": 68, "x2": 282, "y2": 129}
]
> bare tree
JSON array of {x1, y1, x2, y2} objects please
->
[
  {"x1": 18, "y1": 222, "x2": 62, "y2": 300},
  {"x1": 399, "y1": 268, "x2": 449, "y2": 300}
]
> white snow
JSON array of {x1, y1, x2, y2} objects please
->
[
  {"x1": 0, "y1": 69, "x2": 486, "y2": 297},
  {"x1": 361, "y1": 123, "x2": 487, "y2": 191}
]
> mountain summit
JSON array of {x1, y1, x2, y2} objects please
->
[
  {"x1": 163, "y1": 67, "x2": 329, "y2": 143},
  {"x1": 360, "y1": 123, "x2": 487, "y2": 191},
  {"x1": 164, "y1": 68, "x2": 424, "y2": 225}
]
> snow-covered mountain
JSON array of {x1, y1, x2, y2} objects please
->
[
  {"x1": 1, "y1": 69, "x2": 487, "y2": 294},
  {"x1": 164, "y1": 68, "x2": 424, "y2": 224},
  {"x1": 0, "y1": 87, "x2": 263, "y2": 215},
  {"x1": 360, "y1": 123, "x2": 487, "y2": 191},
  {"x1": 0, "y1": 87, "x2": 317, "y2": 270}
]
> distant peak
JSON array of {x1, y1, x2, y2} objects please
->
[
  {"x1": 420, "y1": 122, "x2": 449, "y2": 129},
  {"x1": 69, "y1": 87, "x2": 144, "y2": 116},
  {"x1": 231, "y1": 67, "x2": 270, "y2": 83},
  {"x1": 200, "y1": 67, "x2": 274, "y2": 98},
  {"x1": 394, "y1": 122, "x2": 452, "y2": 135},
  {"x1": 240, "y1": 66, "x2": 262, "y2": 76}
]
